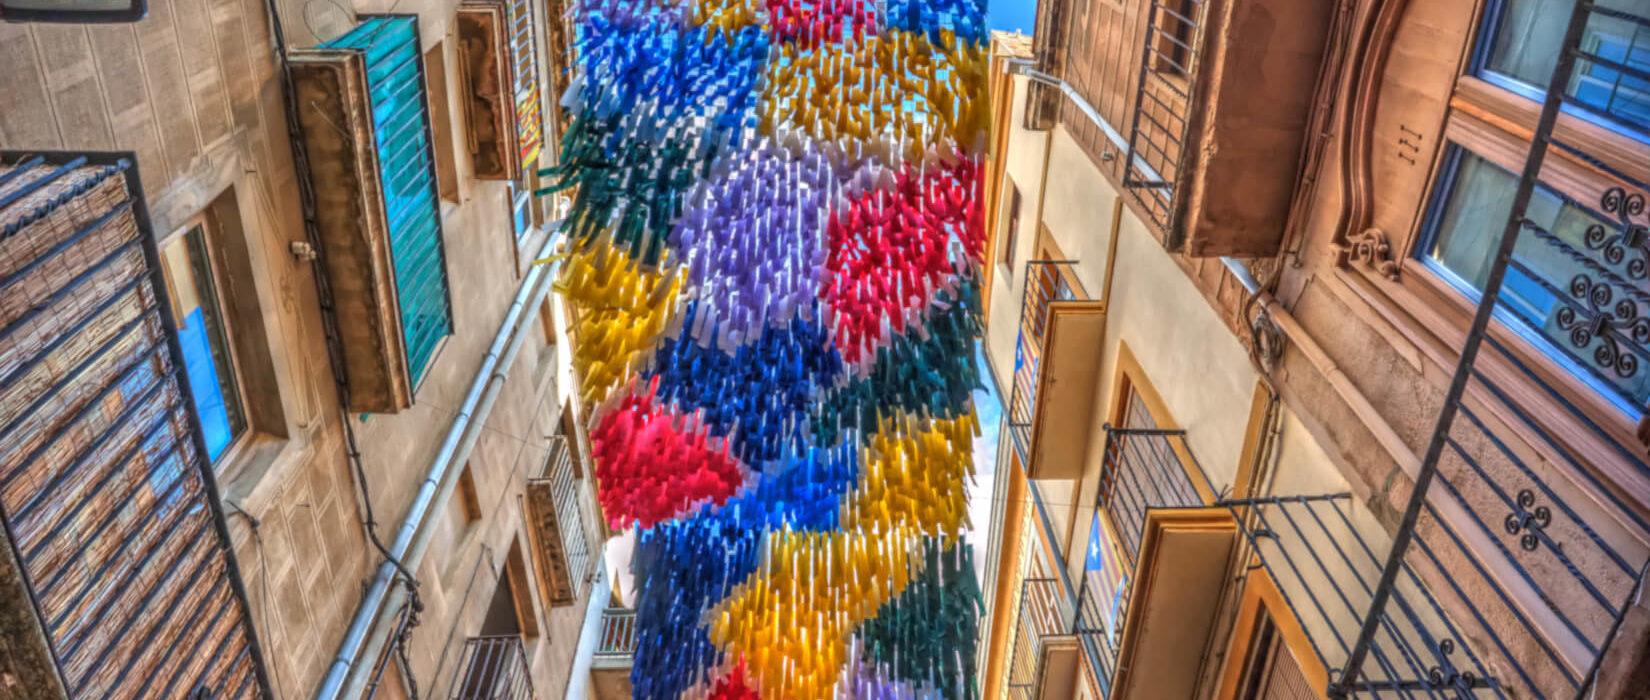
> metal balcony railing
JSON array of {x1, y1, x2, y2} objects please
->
[
  {"x1": 595, "y1": 608, "x2": 638, "y2": 660},
  {"x1": 1249, "y1": 6, "x2": 1650, "y2": 697},
  {"x1": 1074, "y1": 420, "x2": 1214, "y2": 697},
  {"x1": 450, "y1": 636, "x2": 535, "y2": 700},
  {"x1": 1008, "y1": 260, "x2": 1083, "y2": 464},
  {"x1": 1121, "y1": 0, "x2": 1207, "y2": 233},
  {"x1": 1005, "y1": 577, "x2": 1067, "y2": 700},
  {"x1": 536, "y1": 435, "x2": 592, "y2": 592}
]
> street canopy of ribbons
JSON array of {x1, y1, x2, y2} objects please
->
[{"x1": 538, "y1": 1, "x2": 990, "y2": 698}]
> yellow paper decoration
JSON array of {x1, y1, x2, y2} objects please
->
[
  {"x1": 709, "y1": 528, "x2": 924, "y2": 700},
  {"x1": 760, "y1": 31, "x2": 990, "y2": 162},
  {"x1": 841, "y1": 412, "x2": 978, "y2": 538},
  {"x1": 691, "y1": 0, "x2": 765, "y2": 33},
  {"x1": 559, "y1": 245, "x2": 683, "y2": 407}
]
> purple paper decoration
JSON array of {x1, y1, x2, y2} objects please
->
[{"x1": 670, "y1": 137, "x2": 838, "y2": 346}]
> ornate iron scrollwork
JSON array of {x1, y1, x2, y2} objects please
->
[
  {"x1": 1502, "y1": 489, "x2": 1553, "y2": 552},
  {"x1": 1427, "y1": 638, "x2": 1479, "y2": 690},
  {"x1": 1579, "y1": 187, "x2": 1649, "y2": 280},
  {"x1": 1527, "y1": 186, "x2": 1650, "y2": 385},
  {"x1": 1553, "y1": 272, "x2": 1650, "y2": 380}
]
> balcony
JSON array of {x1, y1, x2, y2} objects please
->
[
  {"x1": 450, "y1": 636, "x2": 536, "y2": 700},
  {"x1": 0, "y1": 152, "x2": 269, "y2": 697},
  {"x1": 1232, "y1": 6, "x2": 1650, "y2": 692},
  {"x1": 589, "y1": 607, "x2": 636, "y2": 700},
  {"x1": 1008, "y1": 261, "x2": 1106, "y2": 480},
  {"x1": 594, "y1": 607, "x2": 637, "y2": 664},
  {"x1": 1073, "y1": 424, "x2": 1231, "y2": 700},
  {"x1": 1006, "y1": 578, "x2": 1081, "y2": 700},
  {"x1": 1229, "y1": 354, "x2": 1650, "y2": 698},
  {"x1": 1119, "y1": 0, "x2": 1332, "y2": 256},
  {"x1": 525, "y1": 435, "x2": 592, "y2": 608},
  {"x1": 456, "y1": 0, "x2": 545, "y2": 180}
]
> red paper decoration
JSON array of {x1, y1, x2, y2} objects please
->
[
  {"x1": 591, "y1": 381, "x2": 746, "y2": 529},
  {"x1": 824, "y1": 158, "x2": 983, "y2": 363},
  {"x1": 765, "y1": 0, "x2": 878, "y2": 46},
  {"x1": 707, "y1": 662, "x2": 764, "y2": 700}
]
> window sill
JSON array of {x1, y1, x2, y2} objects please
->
[{"x1": 216, "y1": 433, "x2": 297, "y2": 515}]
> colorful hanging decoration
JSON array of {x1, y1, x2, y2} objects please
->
[
  {"x1": 857, "y1": 539, "x2": 984, "y2": 700},
  {"x1": 542, "y1": 0, "x2": 990, "y2": 697},
  {"x1": 559, "y1": 246, "x2": 682, "y2": 407},
  {"x1": 669, "y1": 138, "x2": 835, "y2": 345},
  {"x1": 591, "y1": 382, "x2": 745, "y2": 529}
]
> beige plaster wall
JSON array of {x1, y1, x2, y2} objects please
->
[{"x1": 984, "y1": 72, "x2": 1052, "y2": 391}]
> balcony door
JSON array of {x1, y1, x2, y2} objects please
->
[{"x1": 1233, "y1": 613, "x2": 1317, "y2": 700}]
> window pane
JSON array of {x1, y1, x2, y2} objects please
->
[
  {"x1": 163, "y1": 226, "x2": 246, "y2": 461},
  {"x1": 1485, "y1": 0, "x2": 1650, "y2": 132},
  {"x1": 1424, "y1": 150, "x2": 1649, "y2": 407}
]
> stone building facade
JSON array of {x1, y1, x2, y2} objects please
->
[
  {"x1": 977, "y1": 0, "x2": 1650, "y2": 698},
  {"x1": 0, "y1": 1, "x2": 610, "y2": 699}
]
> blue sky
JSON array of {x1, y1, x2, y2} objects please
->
[
  {"x1": 967, "y1": 341, "x2": 1004, "y2": 580},
  {"x1": 990, "y1": 0, "x2": 1038, "y2": 34}
]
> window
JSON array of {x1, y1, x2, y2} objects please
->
[
  {"x1": 1419, "y1": 147, "x2": 1648, "y2": 409},
  {"x1": 1001, "y1": 179, "x2": 1022, "y2": 268},
  {"x1": 1479, "y1": 0, "x2": 1650, "y2": 135},
  {"x1": 510, "y1": 179, "x2": 533, "y2": 244},
  {"x1": 434, "y1": 463, "x2": 481, "y2": 578},
  {"x1": 160, "y1": 220, "x2": 246, "y2": 462},
  {"x1": 320, "y1": 16, "x2": 455, "y2": 386},
  {"x1": 501, "y1": 540, "x2": 540, "y2": 638},
  {"x1": 1232, "y1": 612, "x2": 1315, "y2": 700},
  {"x1": 507, "y1": 0, "x2": 544, "y2": 169}
]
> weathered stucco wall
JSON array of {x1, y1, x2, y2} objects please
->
[{"x1": 0, "y1": 4, "x2": 597, "y2": 699}]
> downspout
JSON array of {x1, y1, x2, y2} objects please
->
[{"x1": 316, "y1": 230, "x2": 565, "y2": 700}]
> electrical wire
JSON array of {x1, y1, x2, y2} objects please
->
[
  {"x1": 224, "y1": 503, "x2": 288, "y2": 700},
  {"x1": 257, "y1": 0, "x2": 427, "y2": 686}
]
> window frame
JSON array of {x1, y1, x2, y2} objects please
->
[
  {"x1": 1340, "y1": 94, "x2": 1650, "y2": 532},
  {"x1": 1412, "y1": 143, "x2": 1649, "y2": 416},
  {"x1": 1471, "y1": 0, "x2": 1650, "y2": 144},
  {"x1": 159, "y1": 212, "x2": 251, "y2": 469},
  {"x1": 1212, "y1": 568, "x2": 1329, "y2": 700},
  {"x1": 1326, "y1": 0, "x2": 1650, "y2": 469},
  {"x1": 1001, "y1": 178, "x2": 1022, "y2": 270}
]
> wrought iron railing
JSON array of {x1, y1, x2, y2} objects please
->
[
  {"x1": 1005, "y1": 577, "x2": 1066, "y2": 700},
  {"x1": 1230, "y1": 494, "x2": 1491, "y2": 696},
  {"x1": 450, "y1": 636, "x2": 535, "y2": 700},
  {"x1": 594, "y1": 607, "x2": 637, "y2": 659},
  {"x1": 545, "y1": 435, "x2": 591, "y2": 593},
  {"x1": 1008, "y1": 260, "x2": 1083, "y2": 463},
  {"x1": 1276, "y1": 4, "x2": 1650, "y2": 698},
  {"x1": 1504, "y1": 186, "x2": 1650, "y2": 408},
  {"x1": 1074, "y1": 423, "x2": 1213, "y2": 696},
  {"x1": 1121, "y1": 0, "x2": 1207, "y2": 233}
]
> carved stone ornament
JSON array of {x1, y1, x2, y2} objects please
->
[
  {"x1": 1341, "y1": 228, "x2": 1401, "y2": 280},
  {"x1": 1251, "y1": 311, "x2": 1286, "y2": 373}
]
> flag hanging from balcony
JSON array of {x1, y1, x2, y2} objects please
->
[{"x1": 540, "y1": 1, "x2": 990, "y2": 698}]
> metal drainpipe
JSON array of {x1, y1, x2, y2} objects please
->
[{"x1": 315, "y1": 229, "x2": 564, "y2": 700}]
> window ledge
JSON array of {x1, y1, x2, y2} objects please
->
[{"x1": 218, "y1": 434, "x2": 300, "y2": 516}]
